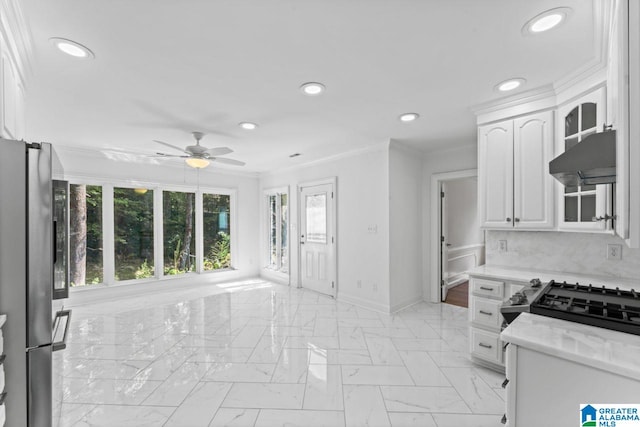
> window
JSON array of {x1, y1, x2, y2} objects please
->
[
  {"x1": 266, "y1": 190, "x2": 288, "y2": 273},
  {"x1": 66, "y1": 182, "x2": 235, "y2": 289},
  {"x1": 557, "y1": 87, "x2": 609, "y2": 230},
  {"x1": 163, "y1": 191, "x2": 196, "y2": 275},
  {"x1": 69, "y1": 184, "x2": 103, "y2": 286},
  {"x1": 203, "y1": 193, "x2": 231, "y2": 271},
  {"x1": 114, "y1": 187, "x2": 154, "y2": 281}
]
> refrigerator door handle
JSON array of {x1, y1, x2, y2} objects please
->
[{"x1": 52, "y1": 309, "x2": 71, "y2": 352}]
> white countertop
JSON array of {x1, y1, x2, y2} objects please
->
[
  {"x1": 501, "y1": 312, "x2": 640, "y2": 381},
  {"x1": 468, "y1": 264, "x2": 640, "y2": 291},
  {"x1": 0, "y1": 314, "x2": 5, "y2": 329}
]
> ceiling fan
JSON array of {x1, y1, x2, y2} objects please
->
[{"x1": 153, "y1": 131, "x2": 245, "y2": 169}]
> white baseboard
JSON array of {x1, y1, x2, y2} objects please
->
[
  {"x1": 390, "y1": 295, "x2": 424, "y2": 313},
  {"x1": 260, "y1": 268, "x2": 290, "y2": 286},
  {"x1": 337, "y1": 292, "x2": 391, "y2": 314},
  {"x1": 445, "y1": 274, "x2": 469, "y2": 289},
  {"x1": 68, "y1": 270, "x2": 254, "y2": 307}
]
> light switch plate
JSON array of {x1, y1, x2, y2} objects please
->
[{"x1": 498, "y1": 240, "x2": 507, "y2": 253}]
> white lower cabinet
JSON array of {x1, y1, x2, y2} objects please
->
[
  {"x1": 504, "y1": 343, "x2": 640, "y2": 427},
  {"x1": 468, "y1": 276, "x2": 527, "y2": 370}
]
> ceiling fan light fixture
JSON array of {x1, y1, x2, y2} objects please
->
[
  {"x1": 185, "y1": 157, "x2": 210, "y2": 169},
  {"x1": 522, "y1": 8, "x2": 572, "y2": 35},
  {"x1": 300, "y1": 82, "x2": 326, "y2": 96},
  {"x1": 49, "y1": 37, "x2": 94, "y2": 59},
  {"x1": 239, "y1": 122, "x2": 258, "y2": 130}
]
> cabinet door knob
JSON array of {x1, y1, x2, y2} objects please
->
[
  {"x1": 514, "y1": 217, "x2": 520, "y2": 222},
  {"x1": 506, "y1": 217, "x2": 512, "y2": 222}
]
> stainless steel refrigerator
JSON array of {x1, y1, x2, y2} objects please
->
[{"x1": 0, "y1": 139, "x2": 70, "y2": 427}]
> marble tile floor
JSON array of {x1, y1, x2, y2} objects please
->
[{"x1": 54, "y1": 279, "x2": 506, "y2": 427}]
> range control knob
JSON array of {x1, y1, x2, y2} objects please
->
[{"x1": 530, "y1": 278, "x2": 542, "y2": 288}]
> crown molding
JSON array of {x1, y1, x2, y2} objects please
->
[
  {"x1": 389, "y1": 139, "x2": 426, "y2": 158},
  {"x1": 471, "y1": 0, "x2": 613, "y2": 124},
  {"x1": 0, "y1": 0, "x2": 34, "y2": 86},
  {"x1": 470, "y1": 84, "x2": 557, "y2": 119}
]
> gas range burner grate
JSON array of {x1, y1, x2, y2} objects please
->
[{"x1": 530, "y1": 280, "x2": 640, "y2": 336}]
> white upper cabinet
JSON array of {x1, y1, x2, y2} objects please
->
[
  {"x1": 555, "y1": 88, "x2": 610, "y2": 231},
  {"x1": 478, "y1": 120, "x2": 513, "y2": 229},
  {"x1": 478, "y1": 110, "x2": 554, "y2": 230},
  {"x1": 513, "y1": 112, "x2": 555, "y2": 229}
]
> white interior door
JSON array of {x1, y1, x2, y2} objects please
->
[{"x1": 300, "y1": 182, "x2": 335, "y2": 297}]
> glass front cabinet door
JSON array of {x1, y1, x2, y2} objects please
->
[{"x1": 556, "y1": 87, "x2": 612, "y2": 231}]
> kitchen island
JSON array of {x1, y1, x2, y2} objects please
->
[{"x1": 500, "y1": 312, "x2": 640, "y2": 427}]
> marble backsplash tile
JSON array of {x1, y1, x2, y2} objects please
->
[{"x1": 485, "y1": 231, "x2": 640, "y2": 280}]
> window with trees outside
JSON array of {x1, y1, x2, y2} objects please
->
[
  {"x1": 266, "y1": 190, "x2": 288, "y2": 273},
  {"x1": 114, "y1": 187, "x2": 155, "y2": 281},
  {"x1": 69, "y1": 184, "x2": 103, "y2": 286},
  {"x1": 68, "y1": 183, "x2": 235, "y2": 287},
  {"x1": 203, "y1": 194, "x2": 232, "y2": 271}
]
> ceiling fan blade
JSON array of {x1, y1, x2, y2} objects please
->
[
  {"x1": 212, "y1": 157, "x2": 245, "y2": 166},
  {"x1": 206, "y1": 147, "x2": 233, "y2": 156},
  {"x1": 153, "y1": 140, "x2": 191, "y2": 155},
  {"x1": 154, "y1": 152, "x2": 189, "y2": 158}
]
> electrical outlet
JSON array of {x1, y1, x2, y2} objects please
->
[
  {"x1": 372, "y1": 283, "x2": 378, "y2": 291},
  {"x1": 607, "y1": 244, "x2": 623, "y2": 260},
  {"x1": 498, "y1": 240, "x2": 508, "y2": 253},
  {"x1": 367, "y1": 224, "x2": 378, "y2": 234},
  {"x1": 357, "y1": 280, "x2": 362, "y2": 288}
]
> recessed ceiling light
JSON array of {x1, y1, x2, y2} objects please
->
[
  {"x1": 399, "y1": 113, "x2": 420, "y2": 122},
  {"x1": 239, "y1": 122, "x2": 258, "y2": 130},
  {"x1": 495, "y1": 78, "x2": 526, "y2": 92},
  {"x1": 49, "y1": 37, "x2": 95, "y2": 59},
  {"x1": 300, "y1": 82, "x2": 325, "y2": 96},
  {"x1": 522, "y1": 8, "x2": 572, "y2": 35}
]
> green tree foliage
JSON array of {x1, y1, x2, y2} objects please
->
[{"x1": 114, "y1": 188, "x2": 154, "y2": 281}]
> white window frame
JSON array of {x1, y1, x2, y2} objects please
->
[
  {"x1": 263, "y1": 186, "x2": 290, "y2": 283},
  {"x1": 65, "y1": 175, "x2": 237, "y2": 289}
]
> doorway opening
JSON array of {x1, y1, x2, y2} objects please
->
[{"x1": 430, "y1": 169, "x2": 485, "y2": 306}]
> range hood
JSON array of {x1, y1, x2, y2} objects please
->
[{"x1": 549, "y1": 130, "x2": 616, "y2": 186}]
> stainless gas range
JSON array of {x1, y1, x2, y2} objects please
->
[{"x1": 501, "y1": 279, "x2": 640, "y2": 336}]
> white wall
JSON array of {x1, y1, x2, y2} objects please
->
[
  {"x1": 486, "y1": 230, "x2": 640, "y2": 280},
  {"x1": 53, "y1": 146, "x2": 261, "y2": 281},
  {"x1": 260, "y1": 144, "x2": 391, "y2": 312},
  {"x1": 422, "y1": 144, "x2": 478, "y2": 301},
  {"x1": 389, "y1": 141, "x2": 423, "y2": 311}
]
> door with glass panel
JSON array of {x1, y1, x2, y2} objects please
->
[
  {"x1": 300, "y1": 182, "x2": 335, "y2": 297},
  {"x1": 557, "y1": 87, "x2": 609, "y2": 230}
]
